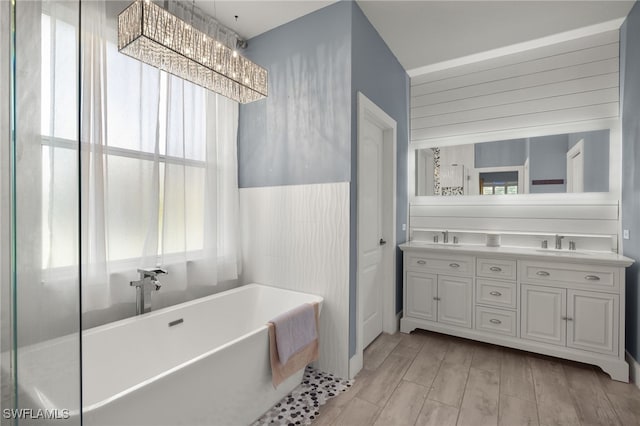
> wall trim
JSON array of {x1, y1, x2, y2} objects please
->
[
  {"x1": 626, "y1": 350, "x2": 640, "y2": 389},
  {"x1": 239, "y1": 181, "x2": 350, "y2": 191},
  {"x1": 349, "y1": 352, "x2": 363, "y2": 380},
  {"x1": 355, "y1": 92, "x2": 397, "y2": 377},
  {"x1": 407, "y1": 18, "x2": 625, "y2": 77}
]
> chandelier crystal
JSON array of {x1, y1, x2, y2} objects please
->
[{"x1": 118, "y1": 0, "x2": 268, "y2": 103}]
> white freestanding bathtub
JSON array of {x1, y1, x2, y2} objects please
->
[{"x1": 82, "y1": 283, "x2": 323, "y2": 426}]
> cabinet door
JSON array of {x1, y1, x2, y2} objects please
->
[
  {"x1": 567, "y1": 290, "x2": 618, "y2": 355},
  {"x1": 406, "y1": 272, "x2": 438, "y2": 321},
  {"x1": 437, "y1": 275, "x2": 472, "y2": 328},
  {"x1": 521, "y1": 284, "x2": 566, "y2": 346}
]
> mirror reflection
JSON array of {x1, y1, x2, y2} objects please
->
[{"x1": 415, "y1": 130, "x2": 609, "y2": 196}]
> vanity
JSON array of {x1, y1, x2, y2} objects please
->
[
  {"x1": 403, "y1": 118, "x2": 637, "y2": 382},
  {"x1": 400, "y1": 241, "x2": 633, "y2": 381}
]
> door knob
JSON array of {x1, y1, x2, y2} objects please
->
[{"x1": 379, "y1": 238, "x2": 387, "y2": 246}]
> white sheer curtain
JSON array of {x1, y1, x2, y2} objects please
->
[{"x1": 42, "y1": 0, "x2": 242, "y2": 312}]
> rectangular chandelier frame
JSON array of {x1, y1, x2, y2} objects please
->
[{"x1": 118, "y1": 0, "x2": 268, "y2": 103}]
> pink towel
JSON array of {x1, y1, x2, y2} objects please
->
[
  {"x1": 270, "y1": 303, "x2": 318, "y2": 364},
  {"x1": 268, "y1": 303, "x2": 319, "y2": 388}
]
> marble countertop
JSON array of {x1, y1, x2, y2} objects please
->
[{"x1": 399, "y1": 241, "x2": 635, "y2": 267}]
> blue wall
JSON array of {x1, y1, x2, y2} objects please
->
[
  {"x1": 474, "y1": 139, "x2": 527, "y2": 168},
  {"x1": 237, "y1": 1, "x2": 409, "y2": 360},
  {"x1": 528, "y1": 134, "x2": 568, "y2": 193},
  {"x1": 621, "y1": 1, "x2": 640, "y2": 361},
  {"x1": 237, "y1": 2, "x2": 352, "y2": 187},
  {"x1": 350, "y1": 2, "x2": 410, "y2": 357}
]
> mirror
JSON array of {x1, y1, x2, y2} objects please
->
[{"x1": 415, "y1": 129, "x2": 609, "y2": 196}]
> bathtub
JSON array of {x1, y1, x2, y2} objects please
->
[{"x1": 82, "y1": 283, "x2": 323, "y2": 426}]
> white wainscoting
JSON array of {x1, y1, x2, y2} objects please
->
[
  {"x1": 239, "y1": 182, "x2": 350, "y2": 378},
  {"x1": 409, "y1": 196, "x2": 619, "y2": 250},
  {"x1": 411, "y1": 30, "x2": 620, "y2": 143}
]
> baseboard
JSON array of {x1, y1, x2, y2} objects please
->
[
  {"x1": 349, "y1": 352, "x2": 363, "y2": 380},
  {"x1": 395, "y1": 311, "x2": 402, "y2": 332},
  {"x1": 625, "y1": 351, "x2": 640, "y2": 389}
]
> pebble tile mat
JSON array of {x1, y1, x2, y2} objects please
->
[{"x1": 253, "y1": 366, "x2": 353, "y2": 426}]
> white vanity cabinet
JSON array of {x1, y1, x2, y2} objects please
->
[
  {"x1": 405, "y1": 272, "x2": 437, "y2": 321},
  {"x1": 437, "y1": 275, "x2": 473, "y2": 328},
  {"x1": 520, "y1": 260, "x2": 620, "y2": 356},
  {"x1": 400, "y1": 243, "x2": 633, "y2": 382},
  {"x1": 522, "y1": 286, "x2": 619, "y2": 354},
  {"x1": 404, "y1": 253, "x2": 473, "y2": 330},
  {"x1": 474, "y1": 257, "x2": 518, "y2": 337},
  {"x1": 567, "y1": 290, "x2": 618, "y2": 355},
  {"x1": 521, "y1": 284, "x2": 566, "y2": 346}
]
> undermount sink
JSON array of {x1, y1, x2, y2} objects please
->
[
  {"x1": 413, "y1": 242, "x2": 461, "y2": 248},
  {"x1": 535, "y1": 249, "x2": 591, "y2": 256}
]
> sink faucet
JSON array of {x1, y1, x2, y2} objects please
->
[
  {"x1": 130, "y1": 267, "x2": 167, "y2": 315},
  {"x1": 442, "y1": 230, "x2": 449, "y2": 244},
  {"x1": 555, "y1": 234, "x2": 564, "y2": 250}
]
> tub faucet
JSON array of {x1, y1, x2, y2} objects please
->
[
  {"x1": 442, "y1": 230, "x2": 449, "y2": 244},
  {"x1": 130, "y1": 267, "x2": 167, "y2": 315},
  {"x1": 555, "y1": 234, "x2": 564, "y2": 250}
]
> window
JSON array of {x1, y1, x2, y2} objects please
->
[
  {"x1": 479, "y1": 171, "x2": 519, "y2": 196},
  {"x1": 41, "y1": 12, "x2": 210, "y2": 269},
  {"x1": 41, "y1": 12, "x2": 79, "y2": 269}
]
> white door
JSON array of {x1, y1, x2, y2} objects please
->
[
  {"x1": 567, "y1": 290, "x2": 618, "y2": 355},
  {"x1": 359, "y1": 113, "x2": 385, "y2": 349},
  {"x1": 566, "y1": 140, "x2": 584, "y2": 193},
  {"x1": 524, "y1": 157, "x2": 530, "y2": 194},
  {"x1": 437, "y1": 275, "x2": 472, "y2": 328},
  {"x1": 521, "y1": 284, "x2": 566, "y2": 346},
  {"x1": 405, "y1": 272, "x2": 437, "y2": 321}
]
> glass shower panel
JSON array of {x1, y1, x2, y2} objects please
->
[
  {"x1": 8, "y1": 1, "x2": 81, "y2": 424},
  {"x1": 1, "y1": 0, "x2": 15, "y2": 418}
]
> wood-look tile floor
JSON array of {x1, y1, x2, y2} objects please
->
[{"x1": 313, "y1": 330, "x2": 640, "y2": 426}]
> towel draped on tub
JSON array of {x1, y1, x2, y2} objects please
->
[{"x1": 268, "y1": 302, "x2": 319, "y2": 388}]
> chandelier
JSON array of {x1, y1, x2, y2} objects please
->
[{"x1": 118, "y1": 0, "x2": 268, "y2": 103}]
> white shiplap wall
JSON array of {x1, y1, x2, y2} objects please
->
[
  {"x1": 409, "y1": 199, "x2": 619, "y2": 236},
  {"x1": 410, "y1": 30, "x2": 620, "y2": 143}
]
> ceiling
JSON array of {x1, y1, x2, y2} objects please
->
[
  {"x1": 357, "y1": 1, "x2": 635, "y2": 73},
  {"x1": 196, "y1": 1, "x2": 334, "y2": 41},
  {"x1": 197, "y1": 1, "x2": 635, "y2": 75}
]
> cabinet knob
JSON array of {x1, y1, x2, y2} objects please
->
[
  {"x1": 433, "y1": 297, "x2": 441, "y2": 301},
  {"x1": 561, "y1": 316, "x2": 573, "y2": 321},
  {"x1": 489, "y1": 319, "x2": 502, "y2": 325},
  {"x1": 584, "y1": 275, "x2": 600, "y2": 281},
  {"x1": 489, "y1": 291, "x2": 502, "y2": 297},
  {"x1": 536, "y1": 271, "x2": 550, "y2": 277},
  {"x1": 417, "y1": 260, "x2": 426, "y2": 265},
  {"x1": 489, "y1": 266, "x2": 502, "y2": 272},
  {"x1": 449, "y1": 263, "x2": 460, "y2": 268}
]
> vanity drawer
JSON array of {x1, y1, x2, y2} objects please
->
[
  {"x1": 520, "y1": 261, "x2": 617, "y2": 290},
  {"x1": 477, "y1": 258, "x2": 517, "y2": 281},
  {"x1": 476, "y1": 279, "x2": 516, "y2": 309},
  {"x1": 475, "y1": 306, "x2": 517, "y2": 337},
  {"x1": 405, "y1": 254, "x2": 474, "y2": 276}
]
